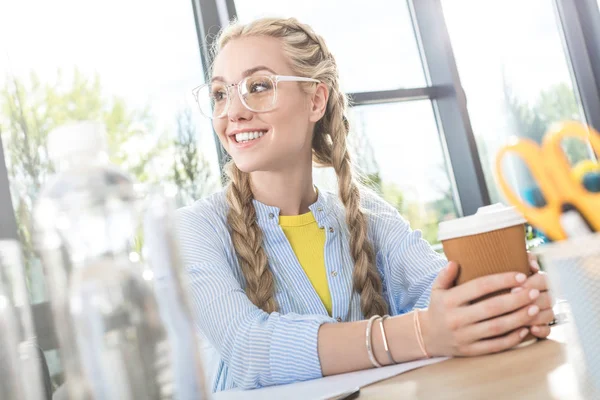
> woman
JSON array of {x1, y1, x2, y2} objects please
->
[{"x1": 176, "y1": 17, "x2": 554, "y2": 392}]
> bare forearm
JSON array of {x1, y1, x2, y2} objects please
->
[{"x1": 317, "y1": 313, "x2": 426, "y2": 376}]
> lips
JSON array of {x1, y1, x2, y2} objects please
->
[
  {"x1": 234, "y1": 130, "x2": 266, "y2": 143},
  {"x1": 226, "y1": 127, "x2": 270, "y2": 149}
]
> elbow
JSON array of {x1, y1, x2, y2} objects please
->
[{"x1": 219, "y1": 312, "x2": 275, "y2": 389}]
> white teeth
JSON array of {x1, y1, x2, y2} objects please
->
[{"x1": 235, "y1": 131, "x2": 265, "y2": 143}]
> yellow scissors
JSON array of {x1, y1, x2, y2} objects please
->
[{"x1": 495, "y1": 121, "x2": 600, "y2": 241}]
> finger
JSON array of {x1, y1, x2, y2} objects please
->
[
  {"x1": 528, "y1": 253, "x2": 540, "y2": 272},
  {"x1": 529, "y1": 309, "x2": 555, "y2": 326},
  {"x1": 531, "y1": 291, "x2": 553, "y2": 311},
  {"x1": 459, "y1": 328, "x2": 529, "y2": 357},
  {"x1": 432, "y1": 262, "x2": 459, "y2": 291},
  {"x1": 530, "y1": 325, "x2": 551, "y2": 338},
  {"x1": 450, "y1": 272, "x2": 528, "y2": 306},
  {"x1": 520, "y1": 272, "x2": 549, "y2": 291},
  {"x1": 459, "y1": 295, "x2": 541, "y2": 342},
  {"x1": 513, "y1": 289, "x2": 553, "y2": 310},
  {"x1": 459, "y1": 287, "x2": 540, "y2": 325},
  {"x1": 460, "y1": 302, "x2": 540, "y2": 341}
]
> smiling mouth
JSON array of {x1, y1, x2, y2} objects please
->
[{"x1": 233, "y1": 130, "x2": 267, "y2": 143}]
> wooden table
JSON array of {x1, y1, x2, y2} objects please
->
[{"x1": 361, "y1": 325, "x2": 584, "y2": 399}]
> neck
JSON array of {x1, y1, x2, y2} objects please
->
[{"x1": 250, "y1": 162, "x2": 317, "y2": 216}]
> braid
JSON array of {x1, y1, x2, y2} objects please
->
[
  {"x1": 225, "y1": 162, "x2": 277, "y2": 313},
  {"x1": 215, "y1": 17, "x2": 388, "y2": 318},
  {"x1": 327, "y1": 90, "x2": 388, "y2": 318}
]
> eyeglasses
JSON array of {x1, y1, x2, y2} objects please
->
[{"x1": 192, "y1": 75, "x2": 320, "y2": 119}]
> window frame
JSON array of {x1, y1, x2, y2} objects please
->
[
  {"x1": 0, "y1": 136, "x2": 17, "y2": 241},
  {"x1": 555, "y1": 0, "x2": 600, "y2": 134}
]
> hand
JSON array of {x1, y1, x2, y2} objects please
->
[
  {"x1": 517, "y1": 253, "x2": 555, "y2": 339},
  {"x1": 421, "y1": 261, "x2": 541, "y2": 357}
]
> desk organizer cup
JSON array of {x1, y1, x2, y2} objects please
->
[
  {"x1": 438, "y1": 204, "x2": 536, "y2": 344},
  {"x1": 534, "y1": 234, "x2": 600, "y2": 400}
]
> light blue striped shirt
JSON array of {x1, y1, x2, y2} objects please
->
[{"x1": 175, "y1": 187, "x2": 447, "y2": 392}]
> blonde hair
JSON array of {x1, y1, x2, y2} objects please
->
[{"x1": 215, "y1": 17, "x2": 388, "y2": 318}]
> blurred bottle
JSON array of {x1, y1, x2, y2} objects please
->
[
  {"x1": 0, "y1": 240, "x2": 46, "y2": 400},
  {"x1": 33, "y1": 121, "x2": 208, "y2": 399}
]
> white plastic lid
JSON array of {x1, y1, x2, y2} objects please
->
[
  {"x1": 438, "y1": 203, "x2": 526, "y2": 241},
  {"x1": 47, "y1": 121, "x2": 108, "y2": 164}
]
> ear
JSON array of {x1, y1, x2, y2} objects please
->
[{"x1": 308, "y1": 83, "x2": 329, "y2": 123}]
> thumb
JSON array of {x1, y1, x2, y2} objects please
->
[{"x1": 432, "y1": 262, "x2": 459, "y2": 290}]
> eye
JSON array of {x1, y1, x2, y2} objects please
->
[
  {"x1": 211, "y1": 89, "x2": 227, "y2": 102},
  {"x1": 249, "y1": 78, "x2": 273, "y2": 93}
]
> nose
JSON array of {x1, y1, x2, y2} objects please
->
[{"x1": 227, "y1": 86, "x2": 253, "y2": 122}]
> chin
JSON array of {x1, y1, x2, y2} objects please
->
[{"x1": 231, "y1": 157, "x2": 266, "y2": 174}]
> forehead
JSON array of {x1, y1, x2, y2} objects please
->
[{"x1": 212, "y1": 36, "x2": 293, "y2": 82}]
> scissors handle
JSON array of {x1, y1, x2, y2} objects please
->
[
  {"x1": 543, "y1": 121, "x2": 600, "y2": 231},
  {"x1": 495, "y1": 137, "x2": 567, "y2": 241}
]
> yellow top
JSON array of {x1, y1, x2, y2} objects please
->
[{"x1": 279, "y1": 211, "x2": 332, "y2": 315}]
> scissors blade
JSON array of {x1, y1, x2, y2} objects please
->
[{"x1": 495, "y1": 138, "x2": 567, "y2": 241}]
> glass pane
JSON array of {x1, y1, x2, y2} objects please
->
[
  {"x1": 233, "y1": 0, "x2": 427, "y2": 93},
  {"x1": 314, "y1": 101, "x2": 458, "y2": 244},
  {"x1": 0, "y1": 0, "x2": 219, "y2": 385},
  {"x1": 443, "y1": 0, "x2": 591, "y2": 204}
]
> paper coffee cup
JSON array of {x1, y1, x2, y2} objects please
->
[
  {"x1": 438, "y1": 203, "x2": 531, "y2": 287},
  {"x1": 439, "y1": 203, "x2": 535, "y2": 344}
]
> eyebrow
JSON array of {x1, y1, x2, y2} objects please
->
[{"x1": 211, "y1": 66, "x2": 278, "y2": 83}]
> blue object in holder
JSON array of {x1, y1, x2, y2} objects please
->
[
  {"x1": 522, "y1": 186, "x2": 551, "y2": 243},
  {"x1": 522, "y1": 186, "x2": 547, "y2": 207},
  {"x1": 583, "y1": 171, "x2": 600, "y2": 193}
]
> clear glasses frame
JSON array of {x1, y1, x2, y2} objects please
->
[{"x1": 192, "y1": 75, "x2": 320, "y2": 119}]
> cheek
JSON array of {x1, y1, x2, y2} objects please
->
[
  {"x1": 212, "y1": 119, "x2": 228, "y2": 146},
  {"x1": 269, "y1": 98, "x2": 313, "y2": 145}
]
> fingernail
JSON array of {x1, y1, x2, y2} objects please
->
[
  {"x1": 529, "y1": 289, "x2": 540, "y2": 300},
  {"x1": 516, "y1": 273, "x2": 527, "y2": 283},
  {"x1": 528, "y1": 305, "x2": 540, "y2": 316},
  {"x1": 532, "y1": 326, "x2": 540, "y2": 333},
  {"x1": 511, "y1": 287, "x2": 523, "y2": 293},
  {"x1": 519, "y1": 328, "x2": 529, "y2": 338},
  {"x1": 530, "y1": 260, "x2": 540, "y2": 271}
]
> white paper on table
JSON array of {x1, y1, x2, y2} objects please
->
[{"x1": 213, "y1": 357, "x2": 448, "y2": 400}]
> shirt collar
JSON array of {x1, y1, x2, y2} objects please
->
[{"x1": 252, "y1": 186, "x2": 331, "y2": 227}]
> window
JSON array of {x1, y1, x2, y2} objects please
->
[
  {"x1": 0, "y1": 0, "x2": 220, "y2": 384},
  {"x1": 349, "y1": 101, "x2": 458, "y2": 243},
  {"x1": 313, "y1": 101, "x2": 458, "y2": 244},
  {"x1": 234, "y1": 0, "x2": 426, "y2": 93},
  {"x1": 443, "y1": 0, "x2": 590, "y2": 204}
]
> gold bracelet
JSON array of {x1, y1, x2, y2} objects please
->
[
  {"x1": 379, "y1": 315, "x2": 396, "y2": 365},
  {"x1": 366, "y1": 315, "x2": 382, "y2": 368}
]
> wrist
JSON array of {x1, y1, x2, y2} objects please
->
[
  {"x1": 384, "y1": 312, "x2": 434, "y2": 363},
  {"x1": 418, "y1": 308, "x2": 436, "y2": 357}
]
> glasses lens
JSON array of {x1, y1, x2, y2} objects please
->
[
  {"x1": 195, "y1": 83, "x2": 228, "y2": 119},
  {"x1": 241, "y1": 76, "x2": 276, "y2": 112}
]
